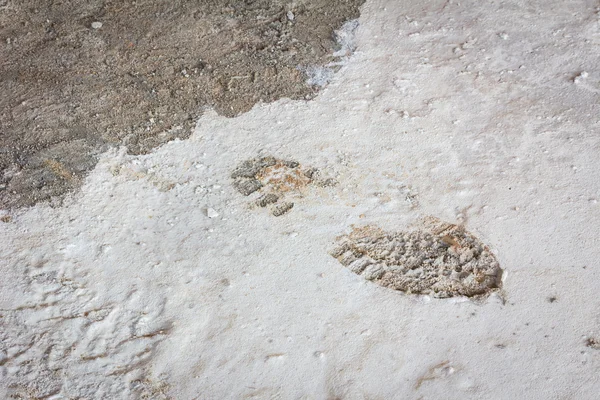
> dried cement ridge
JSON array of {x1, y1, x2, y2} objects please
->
[
  {"x1": 329, "y1": 218, "x2": 503, "y2": 298},
  {"x1": 231, "y1": 156, "x2": 333, "y2": 216}
]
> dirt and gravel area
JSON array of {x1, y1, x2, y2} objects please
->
[{"x1": 0, "y1": 0, "x2": 363, "y2": 209}]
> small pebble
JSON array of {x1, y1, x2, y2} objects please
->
[
  {"x1": 574, "y1": 71, "x2": 589, "y2": 84},
  {"x1": 206, "y1": 208, "x2": 219, "y2": 218},
  {"x1": 91, "y1": 21, "x2": 103, "y2": 29}
]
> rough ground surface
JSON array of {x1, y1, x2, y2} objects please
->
[
  {"x1": 2, "y1": 0, "x2": 600, "y2": 398},
  {"x1": 330, "y1": 218, "x2": 503, "y2": 298},
  {"x1": 0, "y1": 0, "x2": 363, "y2": 209}
]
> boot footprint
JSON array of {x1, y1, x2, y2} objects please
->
[
  {"x1": 329, "y1": 217, "x2": 503, "y2": 299},
  {"x1": 231, "y1": 156, "x2": 335, "y2": 216}
]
